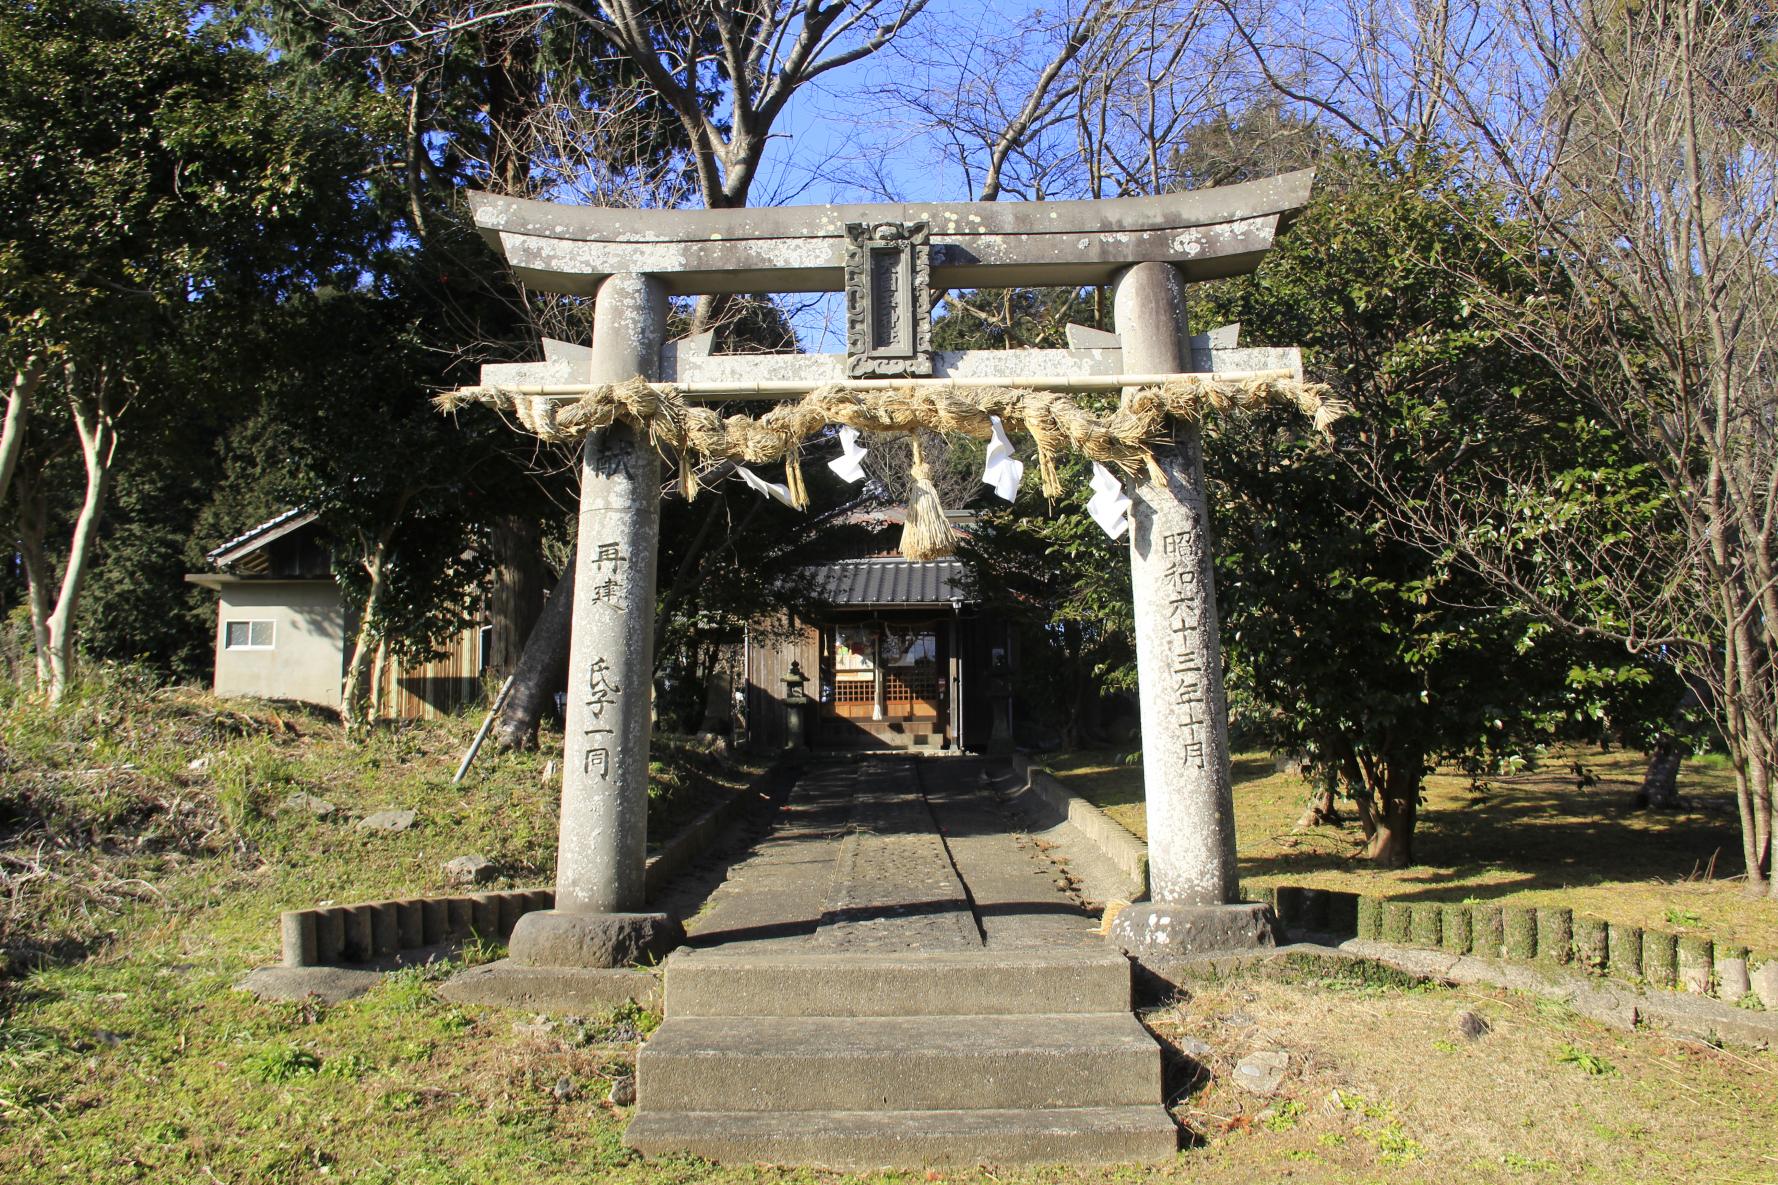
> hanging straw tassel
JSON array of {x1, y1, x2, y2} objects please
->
[
  {"x1": 783, "y1": 444, "x2": 809, "y2": 510},
  {"x1": 1036, "y1": 444, "x2": 1063, "y2": 500},
  {"x1": 899, "y1": 434, "x2": 955, "y2": 561},
  {"x1": 678, "y1": 449, "x2": 699, "y2": 501}
]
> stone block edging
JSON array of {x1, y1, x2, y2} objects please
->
[
  {"x1": 1139, "y1": 942, "x2": 1778, "y2": 1048},
  {"x1": 1010, "y1": 752, "x2": 1149, "y2": 897},
  {"x1": 279, "y1": 770, "x2": 770, "y2": 968},
  {"x1": 1251, "y1": 884, "x2": 1778, "y2": 1013}
]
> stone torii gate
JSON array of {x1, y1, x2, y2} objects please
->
[{"x1": 459, "y1": 171, "x2": 1317, "y2": 997}]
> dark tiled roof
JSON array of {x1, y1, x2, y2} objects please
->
[
  {"x1": 206, "y1": 507, "x2": 318, "y2": 567},
  {"x1": 808, "y1": 558, "x2": 973, "y2": 606}
]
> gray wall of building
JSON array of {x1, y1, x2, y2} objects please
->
[{"x1": 212, "y1": 580, "x2": 346, "y2": 708}]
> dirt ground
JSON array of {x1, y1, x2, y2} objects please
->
[{"x1": 1144, "y1": 958, "x2": 1778, "y2": 1185}]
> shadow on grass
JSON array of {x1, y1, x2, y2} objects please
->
[
  {"x1": 1050, "y1": 747, "x2": 1749, "y2": 908},
  {"x1": 1244, "y1": 783, "x2": 1745, "y2": 905}
]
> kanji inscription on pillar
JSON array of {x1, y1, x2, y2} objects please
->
[
  {"x1": 588, "y1": 542, "x2": 628, "y2": 610},
  {"x1": 585, "y1": 656, "x2": 620, "y2": 719},
  {"x1": 582, "y1": 655, "x2": 620, "y2": 782},
  {"x1": 1159, "y1": 528, "x2": 1209, "y2": 768},
  {"x1": 588, "y1": 433, "x2": 636, "y2": 479}
]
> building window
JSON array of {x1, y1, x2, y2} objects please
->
[{"x1": 224, "y1": 620, "x2": 275, "y2": 650}]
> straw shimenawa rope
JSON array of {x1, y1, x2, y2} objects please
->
[
  {"x1": 437, "y1": 376, "x2": 1344, "y2": 490},
  {"x1": 434, "y1": 376, "x2": 1346, "y2": 557}
]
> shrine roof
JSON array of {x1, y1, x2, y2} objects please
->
[{"x1": 808, "y1": 557, "x2": 973, "y2": 607}]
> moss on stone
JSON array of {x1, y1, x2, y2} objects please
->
[
  {"x1": 1536, "y1": 907, "x2": 1574, "y2": 966},
  {"x1": 1677, "y1": 935, "x2": 1714, "y2": 994},
  {"x1": 1355, "y1": 896, "x2": 1383, "y2": 941},
  {"x1": 1714, "y1": 946, "x2": 1752, "y2": 1002},
  {"x1": 1474, "y1": 904, "x2": 1506, "y2": 957},
  {"x1": 1642, "y1": 931, "x2": 1679, "y2": 990},
  {"x1": 1410, "y1": 902, "x2": 1443, "y2": 948},
  {"x1": 1503, "y1": 907, "x2": 1539, "y2": 961},
  {"x1": 1573, "y1": 915, "x2": 1609, "y2": 973},
  {"x1": 1440, "y1": 904, "x2": 1473, "y2": 954},
  {"x1": 1381, "y1": 901, "x2": 1413, "y2": 945},
  {"x1": 1607, "y1": 922, "x2": 1643, "y2": 981},
  {"x1": 1750, "y1": 952, "x2": 1778, "y2": 1010}
]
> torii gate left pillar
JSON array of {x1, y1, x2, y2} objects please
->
[{"x1": 506, "y1": 272, "x2": 684, "y2": 974}]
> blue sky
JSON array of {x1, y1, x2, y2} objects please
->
[
  {"x1": 744, "y1": 0, "x2": 1024, "y2": 208},
  {"x1": 727, "y1": 1, "x2": 1038, "y2": 347}
]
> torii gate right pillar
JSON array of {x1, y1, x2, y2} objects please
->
[{"x1": 1108, "y1": 261, "x2": 1280, "y2": 956}]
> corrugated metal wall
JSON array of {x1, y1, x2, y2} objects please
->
[{"x1": 371, "y1": 626, "x2": 485, "y2": 721}]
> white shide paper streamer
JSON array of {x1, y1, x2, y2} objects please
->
[
  {"x1": 981, "y1": 416, "x2": 1025, "y2": 502},
  {"x1": 1087, "y1": 463, "x2": 1132, "y2": 539},
  {"x1": 828, "y1": 425, "x2": 869, "y2": 484},
  {"x1": 737, "y1": 465, "x2": 797, "y2": 507}
]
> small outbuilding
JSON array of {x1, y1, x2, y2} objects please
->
[{"x1": 185, "y1": 509, "x2": 487, "y2": 719}]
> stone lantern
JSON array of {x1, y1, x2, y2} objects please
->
[
  {"x1": 782, "y1": 660, "x2": 811, "y2": 750},
  {"x1": 987, "y1": 651, "x2": 1015, "y2": 755}
]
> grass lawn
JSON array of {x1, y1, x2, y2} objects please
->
[
  {"x1": 1043, "y1": 747, "x2": 1778, "y2": 954},
  {"x1": 2, "y1": 677, "x2": 1774, "y2": 1184}
]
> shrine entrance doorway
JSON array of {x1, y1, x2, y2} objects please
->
[{"x1": 821, "y1": 617, "x2": 947, "y2": 748}]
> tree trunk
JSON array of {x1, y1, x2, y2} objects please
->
[
  {"x1": 1296, "y1": 784, "x2": 1342, "y2": 828},
  {"x1": 1361, "y1": 754, "x2": 1421, "y2": 867},
  {"x1": 369, "y1": 638, "x2": 389, "y2": 719},
  {"x1": 486, "y1": 514, "x2": 545, "y2": 678},
  {"x1": 18, "y1": 364, "x2": 119, "y2": 704},
  {"x1": 493, "y1": 544, "x2": 575, "y2": 749},
  {"x1": 16, "y1": 473, "x2": 53, "y2": 692},
  {"x1": 1363, "y1": 794, "x2": 1416, "y2": 867},
  {"x1": 1633, "y1": 687, "x2": 1701, "y2": 810},
  {"x1": 340, "y1": 537, "x2": 394, "y2": 729},
  {"x1": 0, "y1": 357, "x2": 40, "y2": 509},
  {"x1": 1722, "y1": 610, "x2": 1774, "y2": 898}
]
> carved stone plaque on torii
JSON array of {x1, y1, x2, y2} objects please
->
[{"x1": 461, "y1": 170, "x2": 1318, "y2": 993}]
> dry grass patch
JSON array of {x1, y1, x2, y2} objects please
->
[
  {"x1": 1046, "y1": 747, "x2": 1777, "y2": 953},
  {"x1": 1143, "y1": 960, "x2": 1778, "y2": 1184}
]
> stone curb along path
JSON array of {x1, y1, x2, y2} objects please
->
[
  {"x1": 1011, "y1": 760, "x2": 1778, "y2": 1045},
  {"x1": 236, "y1": 763, "x2": 776, "y2": 1005},
  {"x1": 1007, "y1": 769, "x2": 1778, "y2": 1044},
  {"x1": 1007, "y1": 752, "x2": 1149, "y2": 900}
]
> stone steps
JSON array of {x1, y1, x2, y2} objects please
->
[
  {"x1": 622, "y1": 762, "x2": 1177, "y2": 1169},
  {"x1": 623, "y1": 1105, "x2": 1180, "y2": 1170},
  {"x1": 663, "y1": 951, "x2": 1131, "y2": 1017},
  {"x1": 638, "y1": 1013, "x2": 1161, "y2": 1112},
  {"x1": 626, "y1": 953, "x2": 1178, "y2": 1168}
]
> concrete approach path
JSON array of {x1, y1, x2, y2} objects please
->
[
  {"x1": 625, "y1": 755, "x2": 1179, "y2": 1169},
  {"x1": 684, "y1": 755, "x2": 1108, "y2": 956}
]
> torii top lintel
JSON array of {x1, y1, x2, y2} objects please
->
[{"x1": 468, "y1": 169, "x2": 1315, "y2": 298}]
